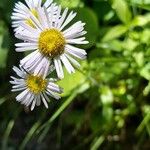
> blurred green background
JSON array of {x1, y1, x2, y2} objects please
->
[{"x1": 0, "y1": 0, "x2": 150, "y2": 149}]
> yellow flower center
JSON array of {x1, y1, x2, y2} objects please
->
[
  {"x1": 25, "y1": 9, "x2": 38, "y2": 28},
  {"x1": 38, "y1": 29, "x2": 66, "y2": 58},
  {"x1": 26, "y1": 75, "x2": 47, "y2": 94}
]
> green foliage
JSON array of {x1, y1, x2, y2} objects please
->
[
  {"x1": 0, "y1": 0, "x2": 150, "y2": 149},
  {"x1": 112, "y1": 0, "x2": 132, "y2": 24}
]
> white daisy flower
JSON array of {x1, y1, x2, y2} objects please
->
[
  {"x1": 15, "y1": 5, "x2": 89, "y2": 79},
  {"x1": 11, "y1": 0, "x2": 58, "y2": 33},
  {"x1": 10, "y1": 66, "x2": 63, "y2": 111}
]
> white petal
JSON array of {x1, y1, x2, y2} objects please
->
[
  {"x1": 16, "y1": 89, "x2": 29, "y2": 102},
  {"x1": 65, "y1": 45, "x2": 87, "y2": 59},
  {"x1": 57, "y1": 8, "x2": 68, "y2": 29},
  {"x1": 60, "y1": 11, "x2": 76, "y2": 31},
  {"x1": 64, "y1": 53, "x2": 80, "y2": 67},
  {"x1": 29, "y1": 12, "x2": 43, "y2": 31},
  {"x1": 11, "y1": 87, "x2": 27, "y2": 92},
  {"x1": 36, "y1": 95, "x2": 41, "y2": 106},
  {"x1": 44, "y1": 0, "x2": 53, "y2": 8},
  {"x1": 26, "y1": 93, "x2": 35, "y2": 106},
  {"x1": 19, "y1": 22, "x2": 40, "y2": 34},
  {"x1": 54, "y1": 5, "x2": 61, "y2": 28},
  {"x1": 20, "y1": 50, "x2": 39, "y2": 66},
  {"x1": 15, "y1": 42, "x2": 37, "y2": 47},
  {"x1": 37, "y1": 7, "x2": 49, "y2": 29},
  {"x1": 13, "y1": 66, "x2": 26, "y2": 77},
  {"x1": 54, "y1": 58, "x2": 64, "y2": 79},
  {"x1": 33, "y1": 57, "x2": 50, "y2": 77},
  {"x1": 25, "y1": 0, "x2": 32, "y2": 9},
  {"x1": 31, "y1": 98, "x2": 36, "y2": 111},
  {"x1": 60, "y1": 54, "x2": 75, "y2": 74},
  {"x1": 41, "y1": 94, "x2": 48, "y2": 108},
  {"x1": 43, "y1": 92, "x2": 50, "y2": 102},
  {"x1": 46, "y1": 90, "x2": 61, "y2": 100},
  {"x1": 47, "y1": 82, "x2": 62, "y2": 94},
  {"x1": 21, "y1": 91, "x2": 32, "y2": 105}
]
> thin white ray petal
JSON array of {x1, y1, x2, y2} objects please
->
[
  {"x1": 66, "y1": 45, "x2": 87, "y2": 55},
  {"x1": 20, "y1": 50, "x2": 39, "y2": 66},
  {"x1": 60, "y1": 12, "x2": 77, "y2": 31},
  {"x1": 46, "y1": 90, "x2": 61, "y2": 100},
  {"x1": 15, "y1": 42, "x2": 37, "y2": 47},
  {"x1": 43, "y1": 92, "x2": 50, "y2": 102},
  {"x1": 29, "y1": 13, "x2": 43, "y2": 31},
  {"x1": 57, "y1": 8, "x2": 68, "y2": 29},
  {"x1": 26, "y1": 93, "x2": 35, "y2": 107},
  {"x1": 25, "y1": 0, "x2": 32, "y2": 9},
  {"x1": 36, "y1": 95, "x2": 41, "y2": 106},
  {"x1": 11, "y1": 87, "x2": 27, "y2": 92},
  {"x1": 44, "y1": 0, "x2": 53, "y2": 8},
  {"x1": 21, "y1": 91, "x2": 32, "y2": 105},
  {"x1": 60, "y1": 54, "x2": 75, "y2": 74},
  {"x1": 54, "y1": 58, "x2": 64, "y2": 79},
  {"x1": 13, "y1": 66, "x2": 26, "y2": 77},
  {"x1": 41, "y1": 94, "x2": 48, "y2": 108},
  {"x1": 16, "y1": 89, "x2": 29, "y2": 102},
  {"x1": 31, "y1": 98, "x2": 36, "y2": 111},
  {"x1": 16, "y1": 46, "x2": 37, "y2": 52},
  {"x1": 64, "y1": 53, "x2": 80, "y2": 67}
]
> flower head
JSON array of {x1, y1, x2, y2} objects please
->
[
  {"x1": 11, "y1": 0, "x2": 58, "y2": 33},
  {"x1": 10, "y1": 66, "x2": 63, "y2": 110},
  {"x1": 15, "y1": 5, "x2": 88, "y2": 79}
]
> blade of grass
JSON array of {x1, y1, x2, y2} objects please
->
[
  {"x1": 36, "y1": 81, "x2": 89, "y2": 142},
  {"x1": 90, "y1": 136, "x2": 105, "y2": 150},
  {"x1": 2, "y1": 120, "x2": 15, "y2": 150},
  {"x1": 136, "y1": 112, "x2": 150, "y2": 135},
  {"x1": 37, "y1": 92, "x2": 77, "y2": 142},
  {"x1": 0, "y1": 98, "x2": 6, "y2": 105},
  {"x1": 19, "y1": 121, "x2": 41, "y2": 150},
  {"x1": 19, "y1": 110, "x2": 46, "y2": 150},
  {"x1": 20, "y1": 81, "x2": 89, "y2": 147},
  {"x1": 1, "y1": 107, "x2": 21, "y2": 150}
]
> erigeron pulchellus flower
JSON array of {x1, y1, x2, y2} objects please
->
[
  {"x1": 15, "y1": 5, "x2": 88, "y2": 79},
  {"x1": 10, "y1": 66, "x2": 63, "y2": 111},
  {"x1": 11, "y1": 0, "x2": 58, "y2": 33}
]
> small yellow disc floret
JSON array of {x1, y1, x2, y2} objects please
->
[
  {"x1": 26, "y1": 75, "x2": 47, "y2": 94},
  {"x1": 38, "y1": 29, "x2": 66, "y2": 58}
]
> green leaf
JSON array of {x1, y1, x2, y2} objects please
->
[
  {"x1": 102, "y1": 106, "x2": 113, "y2": 123},
  {"x1": 98, "y1": 40, "x2": 123, "y2": 52},
  {"x1": 112, "y1": 0, "x2": 132, "y2": 24},
  {"x1": 129, "y1": 0, "x2": 150, "y2": 10},
  {"x1": 143, "y1": 81, "x2": 150, "y2": 96},
  {"x1": 57, "y1": 66, "x2": 87, "y2": 97},
  {"x1": 122, "y1": 38, "x2": 138, "y2": 51},
  {"x1": 140, "y1": 63, "x2": 150, "y2": 80},
  {"x1": 102, "y1": 25, "x2": 128, "y2": 42},
  {"x1": 100, "y1": 86, "x2": 113, "y2": 106},
  {"x1": 93, "y1": 0, "x2": 113, "y2": 21},
  {"x1": 131, "y1": 14, "x2": 150, "y2": 27},
  {"x1": 55, "y1": 0, "x2": 83, "y2": 8},
  {"x1": 133, "y1": 52, "x2": 144, "y2": 67}
]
